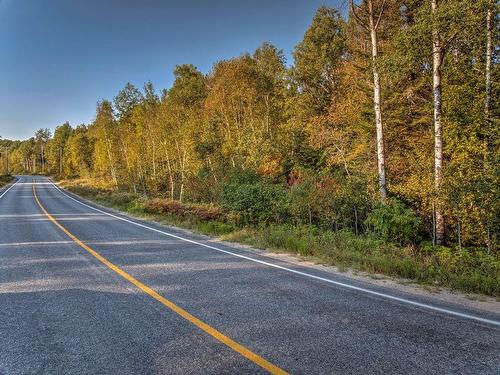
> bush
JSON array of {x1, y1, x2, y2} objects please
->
[
  {"x1": 221, "y1": 182, "x2": 286, "y2": 225},
  {"x1": 226, "y1": 167, "x2": 261, "y2": 185},
  {"x1": 284, "y1": 174, "x2": 371, "y2": 230},
  {"x1": 365, "y1": 200, "x2": 422, "y2": 245}
]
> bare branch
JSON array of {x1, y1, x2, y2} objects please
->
[
  {"x1": 350, "y1": 0, "x2": 370, "y2": 32},
  {"x1": 443, "y1": 30, "x2": 459, "y2": 49},
  {"x1": 374, "y1": 0, "x2": 387, "y2": 31}
]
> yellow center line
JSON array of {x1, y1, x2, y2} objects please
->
[{"x1": 32, "y1": 182, "x2": 288, "y2": 375}]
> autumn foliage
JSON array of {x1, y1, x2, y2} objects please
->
[{"x1": 1, "y1": 2, "x2": 498, "y2": 255}]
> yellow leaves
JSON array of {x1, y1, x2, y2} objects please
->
[
  {"x1": 257, "y1": 155, "x2": 283, "y2": 177},
  {"x1": 306, "y1": 59, "x2": 372, "y2": 175},
  {"x1": 203, "y1": 54, "x2": 286, "y2": 173}
]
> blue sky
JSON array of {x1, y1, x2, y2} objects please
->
[{"x1": 0, "y1": 0, "x2": 346, "y2": 140}]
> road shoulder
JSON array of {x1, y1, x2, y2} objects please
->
[{"x1": 55, "y1": 180, "x2": 500, "y2": 317}]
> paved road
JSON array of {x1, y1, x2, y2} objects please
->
[{"x1": 0, "y1": 176, "x2": 499, "y2": 374}]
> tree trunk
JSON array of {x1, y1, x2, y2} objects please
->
[
  {"x1": 3, "y1": 146, "x2": 8, "y2": 174},
  {"x1": 105, "y1": 137, "x2": 117, "y2": 187},
  {"x1": 146, "y1": 122, "x2": 157, "y2": 191},
  {"x1": 41, "y1": 144, "x2": 45, "y2": 173},
  {"x1": 483, "y1": 4, "x2": 493, "y2": 250},
  {"x1": 152, "y1": 140, "x2": 157, "y2": 179},
  {"x1": 139, "y1": 163, "x2": 147, "y2": 195},
  {"x1": 207, "y1": 156, "x2": 218, "y2": 183},
  {"x1": 368, "y1": 0, "x2": 387, "y2": 204},
  {"x1": 179, "y1": 149, "x2": 187, "y2": 203},
  {"x1": 120, "y1": 140, "x2": 136, "y2": 194},
  {"x1": 485, "y1": 5, "x2": 492, "y2": 124},
  {"x1": 350, "y1": 0, "x2": 388, "y2": 204},
  {"x1": 432, "y1": 0, "x2": 445, "y2": 245},
  {"x1": 163, "y1": 143, "x2": 175, "y2": 199},
  {"x1": 59, "y1": 146, "x2": 63, "y2": 176}
]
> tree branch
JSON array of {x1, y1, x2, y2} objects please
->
[
  {"x1": 443, "y1": 30, "x2": 459, "y2": 49},
  {"x1": 374, "y1": 0, "x2": 387, "y2": 31},
  {"x1": 350, "y1": 0, "x2": 370, "y2": 32}
]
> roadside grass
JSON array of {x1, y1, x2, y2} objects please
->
[
  {"x1": 0, "y1": 174, "x2": 14, "y2": 188},
  {"x1": 58, "y1": 178, "x2": 500, "y2": 296}
]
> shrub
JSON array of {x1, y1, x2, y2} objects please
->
[
  {"x1": 184, "y1": 167, "x2": 222, "y2": 203},
  {"x1": 283, "y1": 172, "x2": 371, "y2": 231},
  {"x1": 365, "y1": 200, "x2": 422, "y2": 245},
  {"x1": 226, "y1": 167, "x2": 261, "y2": 185},
  {"x1": 221, "y1": 182, "x2": 286, "y2": 225}
]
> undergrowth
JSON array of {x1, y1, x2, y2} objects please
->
[
  {"x1": 59, "y1": 178, "x2": 500, "y2": 296},
  {"x1": 0, "y1": 175, "x2": 14, "y2": 188}
]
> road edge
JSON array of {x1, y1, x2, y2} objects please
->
[{"x1": 50, "y1": 178, "x2": 500, "y2": 324}]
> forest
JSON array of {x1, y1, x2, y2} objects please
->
[{"x1": 1, "y1": 1, "x2": 498, "y2": 293}]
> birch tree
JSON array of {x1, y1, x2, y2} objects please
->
[
  {"x1": 160, "y1": 64, "x2": 206, "y2": 201},
  {"x1": 92, "y1": 100, "x2": 118, "y2": 186},
  {"x1": 35, "y1": 128, "x2": 51, "y2": 174},
  {"x1": 431, "y1": 0, "x2": 445, "y2": 244},
  {"x1": 484, "y1": 1, "x2": 493, "y2": 124},
  {"x1": 350, "y1": 0, "x2": 388, "y2": 203}
]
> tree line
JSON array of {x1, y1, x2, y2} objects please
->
[{"x1": 1, "y1": 0, "x2": 498, "y2": 250}]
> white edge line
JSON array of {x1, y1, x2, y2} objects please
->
[
  {"x1": 0, "y1": 178, "x2": 19, "y2": 199},
  {"x1": 45, "y1": 179, "x2": 500, "y2": 328}
]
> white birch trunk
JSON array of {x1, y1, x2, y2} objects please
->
[
  {"x1": 163, "y1": 141, "x2": 175, "y2": 199},
  {"x1": 104, "y1": 134, "x2": 117, "y2": 187},
  {"x1": 368, "y1": 0, "x2": 387, "y2": 204},
  {"x1": 432, "y1": 0, "x2": 445, "y2": 245},
  {"x1": 485, "y1": 5, "x2": 492, "y2": 123}
]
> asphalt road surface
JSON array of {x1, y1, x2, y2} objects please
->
[{"x1": 0, "y1": 176, "x2": 499, "y2": 374}]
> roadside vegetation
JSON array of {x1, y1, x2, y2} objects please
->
[
  {"x1": 60, "y1": 178, "x2": 499, "y2": 296},
  {"x1": 0, "y1": 175, "x2": 13, "y2": 188},
  {"x1": 1, "y1": 2, "x2": 498, "y2": 295}
]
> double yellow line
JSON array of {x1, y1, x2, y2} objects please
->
[{"x1": 33, "y1": 182, "x2": 287, "y2": 374}]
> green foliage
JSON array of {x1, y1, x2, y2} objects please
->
[
  {"x1": 3, "y1": 2, "x2": 499, "y2": 293},
  {"x1": 114, "y1": 83, "x2": 143, "y2": 120},
  {"x1": 366, "y1": 200, "x2": 422, "y2": 245},
  {"x1": 168, "y1": 64, "x2": 207, "y2": 106},
  {"x1": 292, "y1": 6, "x2": 346, "y2": 115},
  {"x1": 226, "y1": 167, "x2": 261, "y2": 185},
  {"x1": 221, "y1": 182, "x2": 286, "y2": 225}
]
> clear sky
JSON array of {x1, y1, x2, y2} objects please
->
[{"x1": 0, "y1": 0, "x2": 346, "y2": 140}]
